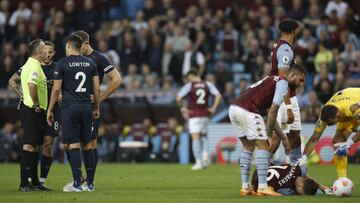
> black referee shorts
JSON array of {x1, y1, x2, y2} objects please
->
[{"x1": 20, "y1": 104, "x2": 46, "y2": 145}]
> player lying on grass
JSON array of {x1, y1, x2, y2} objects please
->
[
  {"x1": 251, "y1": 163, "x2": 333, "y2": 195},
  {"x1": 299, "y1": 88, "x2": 360, "y2": 178}
]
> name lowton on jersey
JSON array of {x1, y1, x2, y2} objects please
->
[{"x1": 69, "y1": 62, "x2": 91, "y2": 67}]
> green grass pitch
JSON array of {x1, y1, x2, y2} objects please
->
[{"x1": 0, "y1": 163, "x2": 359, "y2": 203}]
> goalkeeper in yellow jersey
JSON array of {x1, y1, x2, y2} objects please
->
[{"x1": 299, "y1": 88, "x2": 360, "y2": 178}]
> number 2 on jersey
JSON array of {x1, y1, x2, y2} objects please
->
[
  {"x1": 195, "y1": 89, "x2": 206, "y2": 104},
  {"x1": 75, "y1": 72, "x2": 87, "y2": 92}
]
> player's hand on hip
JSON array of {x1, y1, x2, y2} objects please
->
[
  {"x1": 90, "y1": 94, "x2": 95, "y2": 103},
  {"x1": 208, "y1": 107, "x2": 216, "y2": 115},
  {"x1": 92, "y1": 110, "x2": 100, "y2": 119},
  {"x1": 57, "y1": 94, "x2": 62, "y2": 103},
  {"x1": 298, "y1": 154, "x2": 308, "y2": 166},
  {"x1": 180, "y1": 107, "x2": 189, "y2": 119},
  {"x1": 47, "y1": 111, "x2": 54, "y2": 126},
  {"x1": 334, "y1": 142, "x2": 350, "y2": 156},
  {"x1": 282, "y1": 137, "x2": 291, "y2": 155},
  {"x1": 350, "y1": 103, "x2": 360, "y2": 113}
]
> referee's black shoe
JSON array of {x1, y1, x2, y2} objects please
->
[
  {"x1": 18, "y1": 185, "x2": 39, "y2": 192},
  {"x1": 32, "y1": 183, "x2": 51, "y2": 191}
]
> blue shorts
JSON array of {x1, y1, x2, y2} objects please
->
[{"x1": 61, "y1": 104, "x2": 93, "y2": 145}]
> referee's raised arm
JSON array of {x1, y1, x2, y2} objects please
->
[{"x1": 18, "y1": 39, "x2": 48, "y2": 192}]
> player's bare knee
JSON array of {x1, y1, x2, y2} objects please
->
[
  {"x1": 43, "y1": 136, "x2": 54, "y2": 143},
  {"x1": 68, "y1": 143, "x2": 81, "y2": 150},
  {"x1": 255, "y1": 139, "x2": 269, "y2": 150},
  {"x1": 239, "y1": 138, "x2": 255, "y2": 151},
  {"x1": 43, "y1": 145, "x2": 52, "y2": 157},
  {"x1": 243, "y1": 145, "x2": 255, "y2": 152},
  {"x1": 90, "y1": 139, "x2": 97, "y2": 148},
  {"x1": 83, "y1": 143, "x2": 92, "y2": 150},
  {"x1": 191, "y1": 133, "x2": 200, "y2": 140}
]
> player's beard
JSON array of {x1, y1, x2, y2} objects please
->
[{"x1": 288, "y1": 83, "x2": 297, "y2": 91}]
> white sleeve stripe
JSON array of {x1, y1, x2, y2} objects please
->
[{"x1": 104, "y1": 65, "x2": 114, "y2": 72}]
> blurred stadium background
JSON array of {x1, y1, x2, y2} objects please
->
[{"x1": 0, "y1": 0, "x2": 360, "y2": 166}]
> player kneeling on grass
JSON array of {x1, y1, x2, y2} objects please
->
[
  {"x1": 299, "y1": 88, "x2": 360, "y2": 178},
  {"x1": 229, "y1": 64, "x2": 306, "y2": 196},
  {"x1": 251, "y1": 163, "x2": 333, "y2": 195}
]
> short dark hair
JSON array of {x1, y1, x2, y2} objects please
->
[
  {"x1": 73, "y1": 30, "x2": 89, "y2": 42},
  {"x1": 279, "y1": 18, "x2": 299, "y2": 34},
  {"x1": 320, "y1": 105, "x2": 339, "y2": 122},
  {"x1": 44, "y1": 41, "x2": 55, "y2": 48},
  {"x1": 186, "y1": 69, "x2": 198, "y2": 77},
  {"x1": 66, "y1": 34, "x2": 83, "y2": 50},
  {"x1": 289, "y1": 64, "x2": 307, "y2": 76},
  {"x1": 28, "y1": 39, "x2": 43, "y2": 56},
  {"x1": 303, "y1": 178, "x2": 319, "y2": 195}
]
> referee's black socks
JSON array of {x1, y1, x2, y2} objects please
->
[
  {"x1": 20, "y1": 150, "x2": 40, "y2": 186},
  {"x1": 68, "y1": 148, "x2": 82, "y2": 187},
  {"x1": 30, "y1": 151, "x2": 40, "y2": 185},
  {"x1": 20, "y1": 150, "x2": 32, "y2": 187}
]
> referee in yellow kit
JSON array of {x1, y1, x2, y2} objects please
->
[{"x1": 19, "y1": 39, "x2": 48, "y2": 192}]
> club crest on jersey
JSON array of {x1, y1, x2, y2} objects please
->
[{"x1": 282, "y1": 56, "x2": 289, "y2": 64}]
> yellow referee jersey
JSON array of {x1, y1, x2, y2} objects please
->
[
  {"x1": 315, "y1": 88, "x2": 360, "y2": 133},
  {"x1": 20, "y1": 57, "x2": 48, "y2": 110}
]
